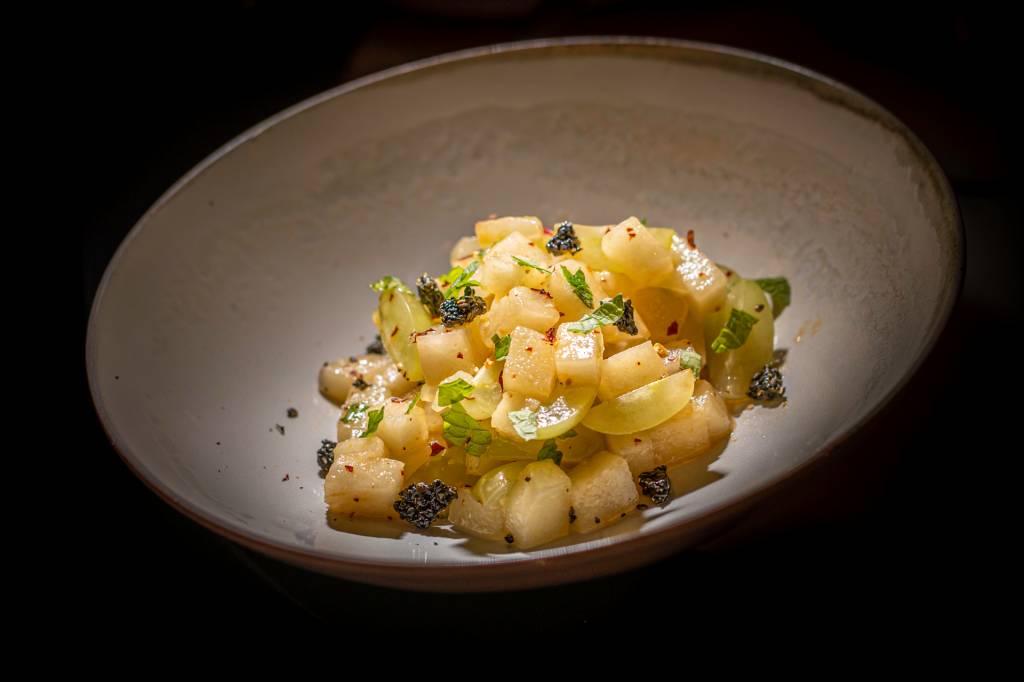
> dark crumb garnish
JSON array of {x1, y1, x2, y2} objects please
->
[
  {"x1": 638, "y1": 466, "x2": 671, "y2": 505},
  {"x1": 317, "y1": 439, "x2": 337, "y2": 478},
  {"x1": 286, "y1": 407, "x2": 298, "y2": 418},
  {"x1": 546, "y1": 221, "x2": 582, "y2": 255},
  {"x1": 275, "y1": 424, "x2": 285, "y2": 435},
  {"x1": 505, "y1": 534, "x2": 515, "y2": 544},
  {"x1": 365, "y1": 335, "x2": 386, "y2": 355},
  {"x1": 569, "y1": 506, "x2": 577, "y2": 524},
  {"x1": 439, "y1": 288, "x2": 486, "y2": 327},
  {"x1": 416, "y1": 274, "x2": 445, "y2": 317},
  {"x1": 393, "y1": 479, "x2": 459, "y2": 529},
  {"x1": 352, "y1": 377, "x2": 369, "y2": 390},
  {"x1": 636, "y1": 503, "x2": 649, "y2": 511},
  {"x1": 615, "y1": 299, "x2": 638, "y2": 335},
  {"x1": 748, "y1": 364, "x2": 786, "y2": 402},
  {"x1": 771, "y1": 348, "x2": 788, "y2": 368},
  {"x1": 282, "y1": 473, "x2": 289, "y2": 482}
]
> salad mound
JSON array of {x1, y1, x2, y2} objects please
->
[{"x1": 317, "y1": 216, "x2": 790, "y2": 549}]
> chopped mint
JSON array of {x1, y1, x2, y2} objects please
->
[
  {"x1": 679, "y1": 349, "x2": 703, "y2": 377},
  {"x1": 537, "y1": 440, "x2": 563, "y2": 466},
  {"x1": 566, "y1": 294, "x2": 626, "y2": 333},
  {"x1": 753, "y1": 277, "x2": 791, "y2": 318},
  {"x1": 442, "y1": 402, "x2": 491, "y2": 455},
  {"x1": 508, "y1": 407, "x2": 539, "y2": 441},
  {"x1": 560, "y1": 265, "x2": 593, "y2": 308},
  {"x1": 710, "y1": 309, "x2": 759, "y2": 353},
  {"x1": 437, "y1": 377, "x2": 475, "y2": 407},
  {"x1": 492, "y1": 334, "x2": 511, "y2": 360},
  {"x1": 361, "y1": 407, "x2": 385, "y2": 437},
  {"x1": 511, "y1": 256, "x2": 552, "y2": 273}
]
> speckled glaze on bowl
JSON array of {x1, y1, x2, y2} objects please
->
[{"x1": 86, "y1": 38, "x2": 962, "y2": 592}]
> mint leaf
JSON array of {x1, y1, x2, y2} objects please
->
[
  {"x1": 437, "y1": 377, "x2": 474, "y2": 407},
  {"x1": 558, "y1": 429, "x2": 578, "y2": 439},
  {"x1": 560, "y1": 265, "x2": 593, "y2": 308},
  {"x1": 511, "y1": 256, "x2": 551, "y2": 273},
  {"x1": 753, "y1": 277, "x2": 791, "y2": 318},
  {"x1": 537, "y1": 440, "x2": 563, "y2": 466},
  {"x1": 679, "y1": 349, "x2": 703, "y2": 377},
  {"x1": 361, "y1": 407, "x2": 385, "y2": 437},
  {"x1": 492, "y1": 334, "x2": 511, "y2": 360},
  {"x1": 405, "y1": 393, "x2": 420, "y2": 414},
  {"x1": 508, "y1": 407, "x2": 538, "y2": 441},
  {"x1": 370, "y1": 276, "x2": 410, "y2": 293},
  {"x1": 566, "y1": 294, "x2": 626, "y2": 333},
  {"x1": 341, "y1": 402, "x2": 368, "y2": 424},
  {"x1": 441, "y1": 260, "x2": 482, "y2": 299},
  {"x1": 710, "y1": 309, "x2": 759, "y2": 353},
  {"x1": 442, "y1": 402, "x2": 491, "y2": 455}
]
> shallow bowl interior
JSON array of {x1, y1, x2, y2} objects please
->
[{"x1": 87, "y1": 39, "x2": 961, "y2": 591}]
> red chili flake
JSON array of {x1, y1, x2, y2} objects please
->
[
  {"x1": 456, "y1": 352, "x2": 464, "y2": 359},
  {"x1": 544, "y1": 327, "x2": 556, "y2": 343},
  {"x1": 725, "y1": 270, "x2": 734, "y2": 277},
  {"x1": 430, "y1": 441, "x2": 446, "y2": 456},
  {"x1": 634, "y1": 438, "x2": 642, "y2": 444},
  {"x1": 525, "y1": 347, "x2": 533, "y2": 353},
  {"x1": 344, "y1": 465, "x2": 354, "y2": 472},
  {"x1": 686, "y1": 230, "x2": 697, "y2": 248},
  {"x1": 542, "y1": 226, "x2": 553, "y2": 235},
  {"x1": 604, "y1": 227, "x2": 611, "y2": 235},
  {"x1": 388, "y1": 292, "x2": 395, "y2": 302},
  {"x1": 528, "y1": 241, "x2": 535, "y2": 247},
  {"x1": 498, "y1": 370, "x2": 504, "y2": 389},
  {"x1": 755, "y1": 304, "x2": 765, "y2": 312},
  {"x1": 698, "y1": 271, "x2": 707, "y2": 279},
  {"x1": 559, "y1": 312, "x2": 565, "y2": 317},
  {"x1": 390, "y1": 397, "x2": 402, "y2": 403},
  {"x1": 666, "y1": 320, "x2": 679, "y2": 336},
  {"x1": 282, "y1": 473, "x2": 290, "y2": 481},
  {"x1": 565, "y1": 377, "x2": 573, "y2": 386},
  {"x1": 390, "y1": 325, "x2": 399, "y2": 338},
  {"x1": 530, "y1": 288, "x2": 553, "y2": 299}
]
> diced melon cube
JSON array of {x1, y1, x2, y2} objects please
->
[
  {"x1": 547, "y1": 259, "x2": 608, "y2": 322},
  {"x1": 503, "y1": 460, "x2": 572, "y2": 549},
  {"x1": 376, "y1": 399, "x2": 431, "y2": 477},
  {"x1": 601, "y1": 217, "x2": 674, "y2": 285},
  {"x1": 556, "y1": 425, "x2": 608, "y2": 464},
  {"x1": 449, "y1": 235, "x2": 481, "y2": 267},
  {"x1": 475, "y1": 216, "x2": 544, "y2": 247},
  {"x1": 324, "y1": 438, "x2": 405, "y2": 518},
  {"x1": 490, "y1": 392, "x2": 533, "y2": 443},
  {"x1": 554, "y1": 324, "x2": 603, "y2": 387},
  {"x1": 478, "y1": 232, "x2": 551, "y2": 297},
  {"x1": 336, "y1": 384, "x2": 389, "y2": 441},
  {"x1": 598, "y1": 341, "x2": 667, "y2": 401},
  {"x1": 485, "y1": 286, "x2": 560, "y2": 336},
  {"x1": 416, "y1": 328, "x2": 483, "y2": 385},
  {"x1": 631, "y1": 287, "x2": 690, "y2": 343},
  {"x1": 573, "y1": 224, "x2": 617, "y2": 272},
  {"x1": 606, "y1": 400, "x2": 710, "y2": 475},
  {"x1": 504, "y1": 326, "x2": 555, "y2": 401},
  {"x1": 448, "y1": 488, "x2": 507, "y2": 540},
  {"x1": 568, "y1": 451, "x2": 639, "y2": 533},
  {"x1": 604, "y1": 432, "x2": 658, "y2": 476},
  {"x1": 657, "y1": 233, "x2": 728, "y2": 319},
  {"x1": 692, "y1": 379, "x2": 732, "y2": 442}
]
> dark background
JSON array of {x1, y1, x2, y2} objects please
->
[{"x1": 82, "y1": 1, "x2": 1018, "y2": 638}]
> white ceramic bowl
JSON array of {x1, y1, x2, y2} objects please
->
[{"x1": 86, "y1": 38, "x2": 962, "y2": 591}]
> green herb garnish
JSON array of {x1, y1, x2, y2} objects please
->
[
  {"x1": 442, "y1": 403, "x2": 491, "y2": 455},
  {"x1": 537, "y1": 440, "x2": 563, "y2": 466},
  {"x1": 441, "y1": 260, "x2": 482, "y2": 299},
  {"x1": 710, "y1": 309, "x2": 759, "y2": 353},
  {"x1": 753, "y1": 277, "x2": 791, "y2": 318},
  {"x1": 559, "y1": 429, "x2": 578, "y2": 439},
  {"x1": 679, "y1": 349, "x2": 703, "y2": 377},
  {"x1": 560, "y1": 265, "x2": 593, "y2": 308},
  {"x1": 405, "y1": 394, "x2": 420, "y2": 414},
  {"x1": 508, "y1": 407, "x2": 538, "y2": 441},
  {"x1": 511, "y1": 256, "x2": 552, "y2": 273},
  {"x1": 341, "y1": 402, "x2": 368, "y2": 424},
  {"x1": 566, "y1": 294, "x2": 626, "y2": 333},
  {"x1": 361, "y1": 407, "x2": 385, "y2": 437},
  {"x1": 437, "y1": 377, "x2": 474, "y2": 406},
  {"x1": 492, "y1": 334, "x2": 511, "y2": 360}
]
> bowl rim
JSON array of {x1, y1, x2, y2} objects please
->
[{"x1": 85, "y1": 36, "x2": 965, "y2": 587}]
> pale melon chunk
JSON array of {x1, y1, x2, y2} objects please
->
[
  {"x1": 478, "y1": 232, "x2": 551, "y2": 297},
  {"x1": 485, "y1": 286, "x2": 560, "y2": 336},
  {"x1": 657, "y1": 232, "x2": 728, "y2": 320},
  {"x1": 554, "y1": 324, "x2": 604, "y2": 388},
  {"x1": 503, "y1": 460, "x2": 572, "y2": 549},
  {"x1": 601, "y1": 217, "x2": 674, "y2": 285},
  {"x1": 449, "y1": 235, "x2": 481, "y2": 266},
  {"x1": 691, "y1": 379, "x2": 732, "y2": 442},
  {"x1": 597, "y1": 341, "x2": 666, "y2": 401},
  {"x1": 324, "y1": 437, "x2": 405, "y2": 518},
  {"x1": 631, "y1": 287, "x2": 690, "y2": 344},
  {"x1": 568, "y1": 451, "x2": 639, "y2": 533},
  {"x1": 504, "y1": 326, "x2": 555, "y2": 401},
  {"x1": 318, "y1": 354, "x2": 416, "y2": 404},
  {"x1": 573, "y1": 224, "x2": 617, "y2": 272},
  {"x1": 448, "y1": 489, "x2": 507, "y2": 541},
  {"x1": 376, "y1": 399, "x2": 431, "y2": 477},
  {"x1": 416, "y1": 328, "x2": 483, "y2": 385},
  {"x1": 475, "y1": 216, "x2": 544, "y2": 247}
]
